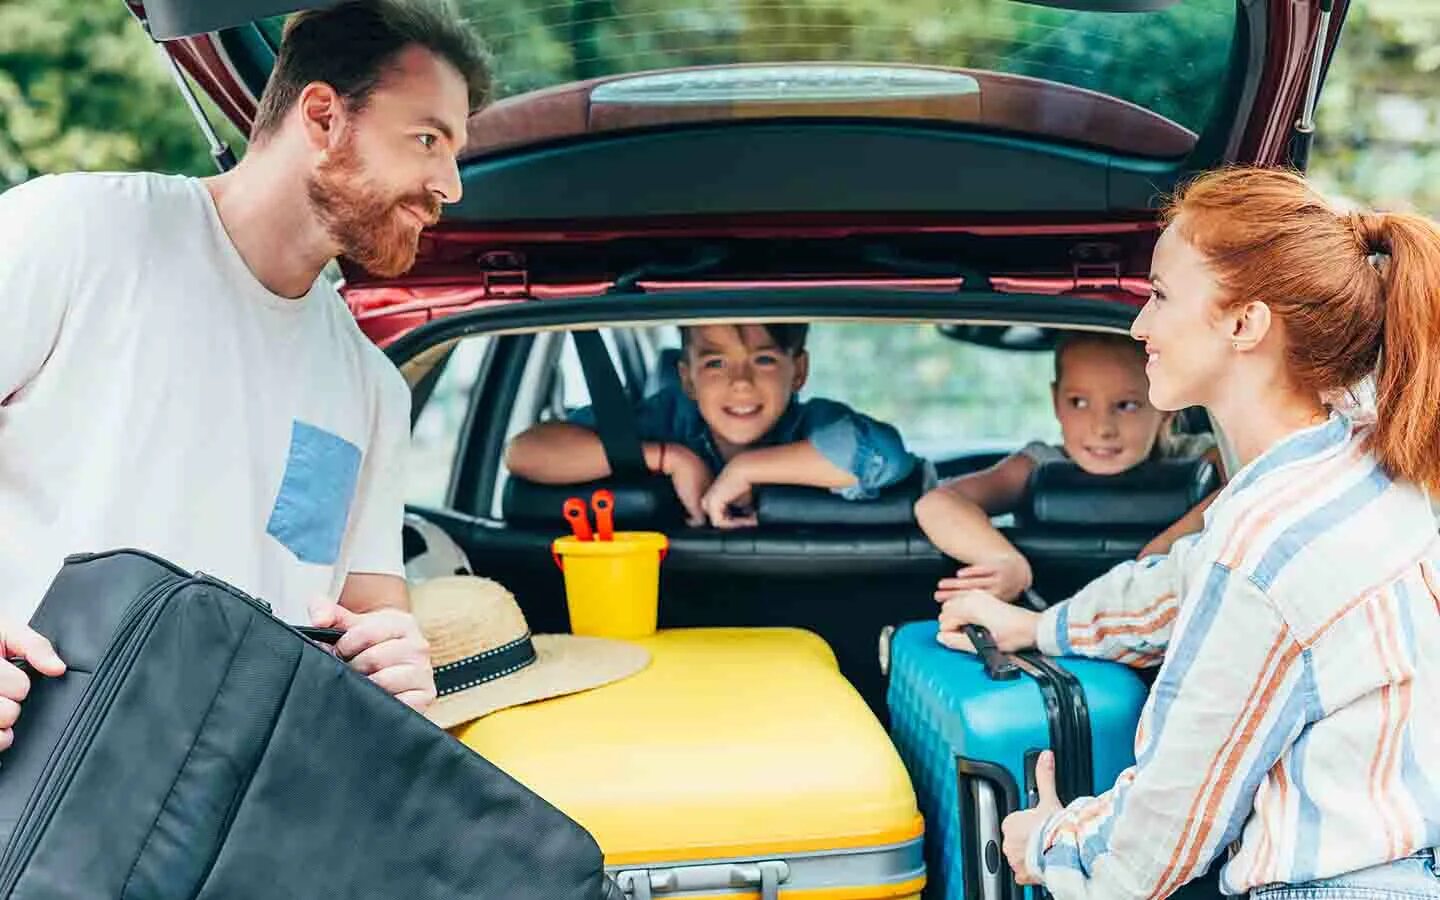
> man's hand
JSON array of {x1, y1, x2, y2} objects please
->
[
  {"x1": 661, "y1": 443, "x2": 713, "y2": 527},
  {"x1": 936, "y1": 589, "x2": 1040, "y2": 654},
  {"x1": 702, "y1": 455, "x2": 759, "y2": 530},
  {"x1": 1003, "y1": 749, "x2": 1062, "y2": 885},
  {"x1": 939, "y1": 554, "x2": 1033, "y2": 604},
  {"x1": 0, "y1": 623, "x2": 66, "y2": 751},
  {"x1": 311, "y1": 604, "x2": 436, "y2": 713}
]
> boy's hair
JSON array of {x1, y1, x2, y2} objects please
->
[
  {"x1": 1053, "y1": 331, "x2": 1146, "y2": 382},
  {"x1": 679, "y1": 323, "x2": 810, "y2": 356},
  {"x1": 250, "y1": 0, "x2": 491, "y2": 143}
]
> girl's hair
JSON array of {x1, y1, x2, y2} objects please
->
[{"x1": 1165, "y1": 167, "x2": 1440, "y2": 490}]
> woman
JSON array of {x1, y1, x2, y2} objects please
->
[{"x1": 940, "y1": 167, "x2": 1440, "y2": 900}]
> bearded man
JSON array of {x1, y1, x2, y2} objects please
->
[{"x1": 0, "y1": 1, "x2": 489, "y2": 742}]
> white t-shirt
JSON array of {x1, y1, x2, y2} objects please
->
[{"x1": 0, "y1": 173, "x2": 410, "y2": 624}]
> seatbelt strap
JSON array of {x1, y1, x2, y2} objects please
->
[{"x1": 572, "y1": 330, "x2": 648, "y2": 476}]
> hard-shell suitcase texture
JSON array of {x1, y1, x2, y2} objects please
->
[
  {"x1": 456, "y1": 627, "x2": 928, "y2": 899},
  {"x1": 885, "y1": 621, "x2": 1147, "y2": 900}
]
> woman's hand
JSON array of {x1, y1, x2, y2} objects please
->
[
  {"x1": 936, "y1": 589, "x2": 1041, "y2": 653},
  {"x1": 1003, "y1": 750, "x2": 1062, "y2": 884}
]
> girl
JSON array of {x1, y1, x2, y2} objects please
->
[{"x1": 916, "y1": 331, "x2": 1220, "y2": 604}]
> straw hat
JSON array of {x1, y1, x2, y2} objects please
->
[{"x1": 412, "y1": 576, "x2": 650, "y2": 729}]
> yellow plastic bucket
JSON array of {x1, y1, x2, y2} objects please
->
[{"x1": 551, "y1": 532, "x2": 669, "y2": 639}]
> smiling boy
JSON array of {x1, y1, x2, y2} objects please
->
[{"x1": 506, "y1": 323, "x2": 917, "y2": 528}]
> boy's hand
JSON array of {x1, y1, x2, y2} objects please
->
[
  {"x1": 661, "y1": 443, "x2": 713, "y2": 527},
  {"x1": 938, "y1": 555, "x2": 1033, "y2": 604},
  {"x1": 936, "y1": 589, "x2": 1040, "y2": 654},
  {"x1": 702, "y1": 456, "x2": 759, "y2": 530}
]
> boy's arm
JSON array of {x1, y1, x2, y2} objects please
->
[
  {"x1": 505, "y1": 424, "x2": 712, "y2": 526},
  {"x1": 505, "y1": 422, "x2": 627, "y2": 484},
  {"x1": 505, "y1": 387, "x2": 687, "y2": 484},
  {"x1": 805, "y1": 408, "x2": 916, "y2": 499},
  {"x1": 915, "y1": 454, "x2": 1036, "y2": 602},
  {"x1": 699, "y1": 440, "x2": 855, "y2": 529}
]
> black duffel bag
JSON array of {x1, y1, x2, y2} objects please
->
[{"x1": 0, "y1": 548, "x2": 621, "y2": 900}]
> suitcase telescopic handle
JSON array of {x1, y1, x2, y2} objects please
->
[{"x1": 963, "y1": 625, "x2": 1021, "y2": 681}]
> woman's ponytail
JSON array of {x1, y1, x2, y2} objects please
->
[{"x1": 1367, "y1": 212, "x2": 1440, "y2": 491}]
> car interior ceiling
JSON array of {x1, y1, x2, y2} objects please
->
[{"x1": 400, "y1": 316, "x2": 1221, "y2": 719}]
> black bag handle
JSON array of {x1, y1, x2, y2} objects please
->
[
  {"x1": 572, "y1": 330, "x2": 648, "y2": 477},
  {"x1": 963, "y1": 625, "x2": 1020, "y2": 681}
]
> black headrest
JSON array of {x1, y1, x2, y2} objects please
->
[
  {"x1": 645, "y1": 348, "x2": 684, "y2": 397},
  {"x1": 503, "y1": 475, "x2": 686, "y2": 529},
  {"x1": 754, "y1": 465, "x2": 927, "y2": 527},
  {"x1": 502, "y1": 464, "x2": 928, "y2": 531},
  {"x1": 1016, "y1": 456, "x2": 1219, "y2": 531}
]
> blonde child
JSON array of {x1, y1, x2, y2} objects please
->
[{"x1": 915, "y1": 332, "x2": 1221, "y2": 604}]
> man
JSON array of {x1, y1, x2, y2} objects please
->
[{"x1": 0, "y1": 0, "x2": 489, "y2": 746}]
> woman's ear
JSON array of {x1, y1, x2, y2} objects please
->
[
  {"x1": 1231, "y1": 300, "x2": 1274, "y2": 352},
  {"x1": 791, "y1": 350, "x2": 810, "y2": 391}
]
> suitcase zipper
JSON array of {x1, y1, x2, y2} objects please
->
[{"x1": 0, "y1": 574, "x2": 189, "y2": 892}]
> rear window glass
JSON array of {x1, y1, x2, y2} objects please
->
[
  {"x1": 458, "y1": 0, "x2": 1236, "y2": 134},
  {"x1": 617, "y1": 323, "x2": 1059, "y2": 461},
  {"x1": 803, "y1": 322, "x2": 1058, "y2": 460}
]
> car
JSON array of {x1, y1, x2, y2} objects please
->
[{"x1": 126, "y1": 0, "x2": 1349, "y2": 895}]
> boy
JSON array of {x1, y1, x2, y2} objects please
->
[{"x1": 506, "y1": 323, "x2": 917, "y2": 528}]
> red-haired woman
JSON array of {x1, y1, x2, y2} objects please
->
[{"x1": 941, "y1": 167, "x2": 1440, "y2": 900}]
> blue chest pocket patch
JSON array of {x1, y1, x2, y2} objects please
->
[{"x1": 266, "y1": 421, "x2": 362, "y2": 566}]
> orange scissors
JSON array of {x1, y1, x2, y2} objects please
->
[{"x1": 562, "y1": 489, "x2": 616, "y2": 542}]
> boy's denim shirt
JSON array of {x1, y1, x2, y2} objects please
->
[{"x1": 569, "y1": 385, "x2": 917, "y2": 500}]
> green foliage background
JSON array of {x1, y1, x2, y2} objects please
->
[{"x1": 4, "y1": 0, "x2": 1437, "y2": 214}]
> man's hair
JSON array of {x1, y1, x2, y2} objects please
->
[
  {"x1": 680, "y1": 323, "x2": 810, "y2": 356},
  {"x1": 250, "y1": 0, "x2": 491, "y2": 143}
]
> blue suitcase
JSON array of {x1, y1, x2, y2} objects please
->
[{"x1": 885, "y1": 620, "x2": 1148, "y2": 900}]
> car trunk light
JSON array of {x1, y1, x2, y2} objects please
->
[{"x1": 590, "y1": 65, "x2": 981, "y2": 106}]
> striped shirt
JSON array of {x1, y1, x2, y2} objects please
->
[{"x1": 1028, "y1": 413, "x2": 1440, "y2": 900}]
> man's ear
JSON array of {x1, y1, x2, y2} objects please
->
[
  {"x1": 1050, "y1": 381, "x2": 1061, "y2": 416},
  {"x1": 296, "y1": 82, "x2": 347, "y2": 152},
  {"x1": 1231, "y1": 300, "x2": 1274, "y2": 352},
  {"x1": 791, "y1": 350, "x2": 810, "y2": 391}
]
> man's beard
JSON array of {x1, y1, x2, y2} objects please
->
[{"x1": 307, "y1": 134, "x2": 440, "y2": 278}]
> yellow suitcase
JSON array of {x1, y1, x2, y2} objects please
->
[{"x1": 454, "y1": 628, "x2": 925, "y2": 900}]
